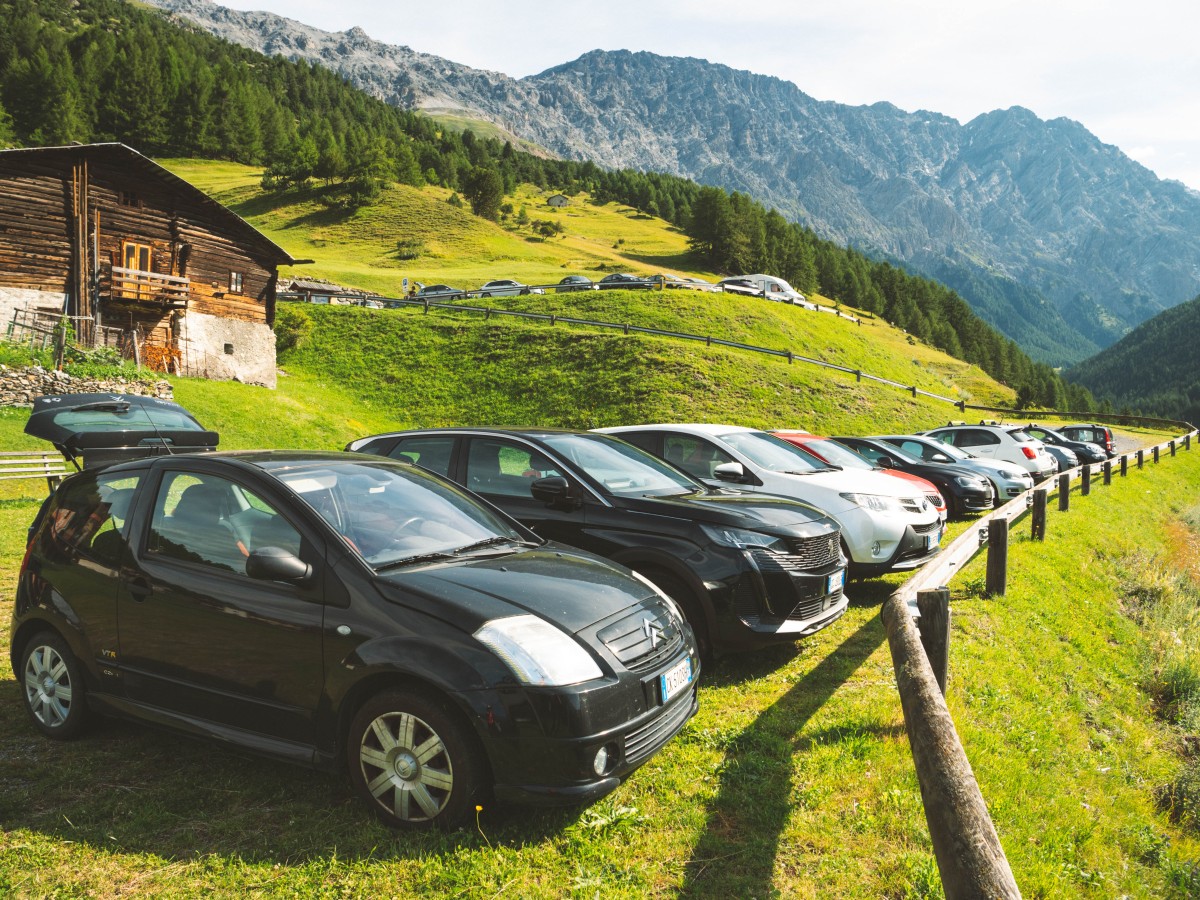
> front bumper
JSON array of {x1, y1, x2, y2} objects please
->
[
  {"x1": 487, "y1": 683, "x2": 700, "y2": 806},
  {"x1": 851, "y1": 520, "x2": 943, "y2": 576}
]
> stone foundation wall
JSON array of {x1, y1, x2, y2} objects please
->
[
  {"x1": 178, "y1": 312, "x2": 277, "y2": 388},
  {"x1": 0, "y1": 365, "x2": 172, "y2": 407}
]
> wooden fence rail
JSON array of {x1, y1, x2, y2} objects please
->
[{"x1": 882, "y1": 429, "x2": 1198, "y2": 898}]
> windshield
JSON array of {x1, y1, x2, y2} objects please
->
[
  {"x1": 924, "y1": 438, "x2": 972, "y2": 460},
  {"x1": 540, "y1": 433, "x2": 704, "y2": 496},
  {"x1": 797, "y1": 438, "x2": 873, "y2": 470},
  {"x1": 718, "y1": 431, "x2": 827, "y2": 473},
  {"x1": 274, "y1": 459, "x2": 529, "y2": 568}
]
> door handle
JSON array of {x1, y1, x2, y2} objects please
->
[{"x1": 127, "y1": 577, "x2": 152, "y2": 603}]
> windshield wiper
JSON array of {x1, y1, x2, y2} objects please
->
[
  {"x1": 375, "y1": 551, "x2": 457, "y2": 571},
  {"x1": 454, "y1": 536, "x2": 539, "y2": 555}
]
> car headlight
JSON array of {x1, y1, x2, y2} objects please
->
[
  {"x1": 838, "y1": 492, "x2": 904, "y2": 514},
  {"x1": 699, "y1": 524, "x2": 789, "y2": 551},
  {"x1": 954, "y1": 475, "x2": 985, "y2": 488},
  {"x1": 995, "y1": 469, "x2": 1018, "y2": 480},
  {"x1": 475, "y1": 616, "x2": 602, "y2": 686}
]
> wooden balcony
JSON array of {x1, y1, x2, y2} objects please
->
[{"x1": 107, "y1": 266, "x2": 190, "y2": 309}]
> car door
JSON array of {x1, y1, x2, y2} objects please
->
[
  {"x1": 460, "y1": 436, "x2": 591, "y2": 547},
  {"x1": 118, "y1": 466, "x2": 327, "y2": 746},
  {"x1": 947, "y1": 428, "x2": 1000, "y2": 460}
]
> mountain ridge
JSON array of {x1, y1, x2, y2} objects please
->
[{"x1": 147, "y1": 0, "x2": 1200, "y2": 366}]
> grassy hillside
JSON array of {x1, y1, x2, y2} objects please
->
[
  {"x1": 1, "y1": 162, "x2": 1196, "y2": 897},
  {"x1": 161, "y1": 159, "x2": 711, "y2": 297}
]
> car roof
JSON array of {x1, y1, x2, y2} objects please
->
[{"x1": 601, "y1": 423, "x2": 756, "y2": 437}]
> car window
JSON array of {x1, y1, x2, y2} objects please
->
[
  {"x1": 41, "y1": 471, "x2": 142, "y2": 566},
  {"x1": 147, "y1": 472, "x2": 302, "y2": 575},
  {"x1": 956, "y1": 429, "x2": 999, "y2": 447},
  {"x1": 661, "y1": 435, "x2": 735, "y2": 480},
  {"x1": 540, "y1": 433, "x2": 703, "y2": 496},
  {"x1": 465, "y1": 439, "x2": 563, "y2": 498},
  {"x1": 388, "y1": 436, "x2": 456, "y2": 477},
  {"x1": 716, "y1": 431, "x2": 824, "y2": 474}
]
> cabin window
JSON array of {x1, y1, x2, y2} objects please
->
[
  {"x1": 119, "y1": 190, "x2": 141, "y2": 208},
  {"x1": 229, "y1": 272, "x2": 244, "y2": 294},
  {"x1": 121, "y1": 242, "x2": 153, "y2": 273}
]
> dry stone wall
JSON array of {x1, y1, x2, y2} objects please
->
[{"x1": 0, "y1": 365, "x2": 173, "y2": 407}]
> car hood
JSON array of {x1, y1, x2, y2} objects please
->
[
  {"x1": 616, "y1": 489, "x2": 839, "y2": 537},
  {"x1": 961, "y1": 457, "x2": 1032, "y2": 479},
  {"x1": 373, "y1": 544, "x2": 651, "y2": 634}
]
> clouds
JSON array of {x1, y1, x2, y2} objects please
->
[{"x1": 220, "y1": 0, "x2": 1200, "y2": 189}]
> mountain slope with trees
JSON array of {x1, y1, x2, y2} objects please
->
[
  {"x1": 0, "y1": 0, "x2": 1090, "y2": 409},
  {"x1": 1067, "y1": 295, "x2": 1200, "y2": 427},
  {"x1": 147, "y1": 0, "x2": 1200, "y2": 368}
]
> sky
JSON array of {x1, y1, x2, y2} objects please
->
[{"x1": 219, "y1": 0, "x2": 1200, "y2": 192}]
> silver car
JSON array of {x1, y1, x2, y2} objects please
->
[{"x1": 873, "y1": 434, "x2": 1035, "y2": 505}]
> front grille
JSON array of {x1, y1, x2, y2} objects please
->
[
  {"x1": 624, "y1": 693, "x2": 693, "y2": 764},
  {"x1": 597, "y1": 601, "x2": 684, "y2": 675},
  {"x1": 899, "y1": 496, "x2": 925, "y2": 514},
  {"x1": 787, "y1": 589, "x2": 842, "y2": 622},
  {"x1": 782, "y1": 533, "x2": 842, "y2": 569},
  {"x1": 913, "y1": 520, "x2": 941, "y2": 535},
  {"x1": 926, "y1": 492, "x2": 942, "y2": 509}
]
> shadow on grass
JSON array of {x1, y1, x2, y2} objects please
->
[
  {"x1": 0, "y1": 683, "x2": 585, "y2": 863},
  {"x1": 679, "y1": 613, "x2": 888, "y2": 896}
]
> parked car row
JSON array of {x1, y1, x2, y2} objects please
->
[
  {"x1": 405, "y1": 272, "x2": 814, "y2": 301},
  {"x1": 10, "y1": 395, "x2": 1111, "y2": 834}
]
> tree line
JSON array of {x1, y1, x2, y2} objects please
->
[{"x1": 0, "y1": 0, "x2": 1093, "y2": 410}]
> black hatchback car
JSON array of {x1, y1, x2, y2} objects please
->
[
  {"x1": 346, "y1": 428, "x2": 849, "y2": 657},
  {"x1": 831, "y1": 436, "x2": 995, "y2": 517},
  {"x1": 12, "y1": 402, "x2": 699, "y2": 830}
]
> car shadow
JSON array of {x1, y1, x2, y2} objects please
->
[{"x1": 677, "y1": 613, "x2": 888, "y2": 896}]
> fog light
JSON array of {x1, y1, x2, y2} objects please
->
[
  {"x1": 871, "y1": 541, "x2": 882, "y2": 557},
  {"x1": 593, "y1": 744, "x2": 616, "y2": 776}
]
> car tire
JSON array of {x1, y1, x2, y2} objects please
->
[
  {"x1": 635, "y1": 568, "x2": 711, "y2": 660},
  {"x1": 19, "y1": 631, "x2": 89, "y2": 740},
  {"x1": 480, "y1": 292, "x2": 491, "y2": 298},
  {"x1": 519, "y1": 288, "x2": 530, "y2": 295},
  {"x1": 347, "y1": 689, "x2": 487, "y2": 830}
]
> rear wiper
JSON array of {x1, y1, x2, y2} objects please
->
[{"x1": 454, "y1": 536, "x2": 539, "y2": 554}]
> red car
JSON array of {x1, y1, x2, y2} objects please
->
[{"x1": 772, "y1": 431, "x2": 947, "y2": 522}]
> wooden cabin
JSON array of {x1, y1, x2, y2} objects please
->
[{"x1": 0, "y1": 143, "x2": 300, "y2": 387}]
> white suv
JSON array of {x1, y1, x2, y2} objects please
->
[
  {"x1": 923, "y1": 424, "x2": 1055, "y2": 481},
  {"x1": 597, "y1": 424, "x2": 943, "y2": 576}
]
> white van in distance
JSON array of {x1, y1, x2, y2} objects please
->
[{"x1": 718, "y1": 274, "x2": 813, "y2": 307}]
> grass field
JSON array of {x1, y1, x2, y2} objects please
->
[{"x1": 0, "y1": 163, "x2": 1197, "y2": 897}]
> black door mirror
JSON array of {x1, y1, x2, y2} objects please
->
[
  {"x1": 877, "y1": 455, "x2": 895, "y2": 469},
  {"x1": 530, "y1": 475, "x2": 580, "y2": 509},
  {"x1": 712, "y1": 462, "x2": 746, "y2": 483},
  {"x1": 246, "y1": 546, "x2": 313, "y2": 584}
]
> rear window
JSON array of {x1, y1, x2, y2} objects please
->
[{"x1": 50, "y1": 407, "x2": 205, "y2": 433}]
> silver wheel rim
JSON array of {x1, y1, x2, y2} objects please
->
[
  {"x1": 359, "y1": 711, "x2": 454, "y2": 822},
  {"x1": 24, "y1": 644, "x2": 73, "y2": 728}
]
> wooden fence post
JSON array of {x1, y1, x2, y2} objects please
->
[
  {"x1": 917, "y1": 587, "x2": 952, "y2": 696},
  {"x1": 1137, "y1": 449, "x2": 1144, "y2": 469},
  {"x1": 1058, "y1": 473, "x2": 1070, "y2": 512},
  {"x1": 1081, "y1": 465, "x2": 1091, "y2": 495},
  {"x1": 1187, "y1": 434, "x2": 1192, "y2": 451},
  {"x1": 1121, "y1": 455, "x2": 1128, "y2": 477},
  {"x1": 1031, "y1": 488, "x2": 1047, "y2": 540},
  {"x1": 880, "y1": 597, "x2": 1021, "y2": 898},
  {"x1": 1103, "y1": 460, "x2": 1112, "y2": 485},
  {"x1": 1171, "y1": 440, "x2": 1176, "y2": 457},
  {"x1": 1153, "y1": 446, "x2": 1160, "y2": 463},
  {"x1": 985, "y1": 517, "x2": 1008, "y2": 597}
]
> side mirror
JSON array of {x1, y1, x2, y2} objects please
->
[
  {"x1": 530, "y1": 475, "x2": 580, "y2": 509},
  {"x1": 246, "y1": 546, "x2": 313, "y2": 583},
  {"x1": 712, "y1": 462, "x2": 746, "y2": 483},
  {"x1": 877, "y1": 455, "x2": 895, "y2": 469},
  {"x1": 931, "y1": 453, "x2": 951, "y2": 463}
]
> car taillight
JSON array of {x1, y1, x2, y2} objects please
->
[{"x1": 1021, "y1": 446, "x2": 1037, "y2": 459}]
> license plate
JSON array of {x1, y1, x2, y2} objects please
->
[
  {"x1": 926, "y1": 529, "x2": 942, "y2": 550},
  {"x1": 827, "y1": 569, "x2": 845, "y2": 594},
  {"x1": 660, "y1": 657, "x2": 693, "y2": 703}
]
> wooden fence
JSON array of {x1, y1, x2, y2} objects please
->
[{"x1": 880, "y1": 430, "x2": 1198, "y2": 898}]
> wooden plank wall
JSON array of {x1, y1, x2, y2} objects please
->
[{"x1": 0, "y1": 151, "x2": 280, "y2": 335}]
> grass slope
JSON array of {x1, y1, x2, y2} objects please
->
[{"x1": 0, "y1": 389, "x2": 1197, "y2": 895}]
